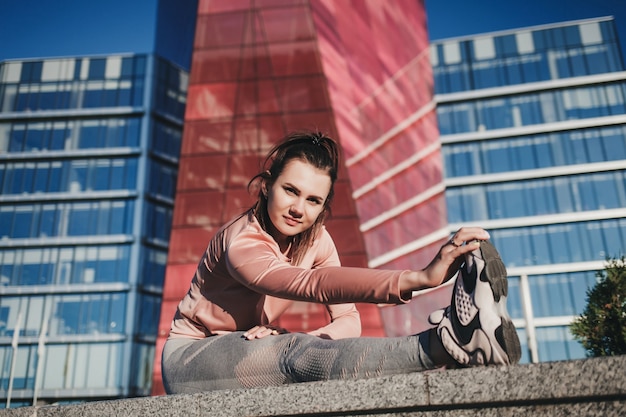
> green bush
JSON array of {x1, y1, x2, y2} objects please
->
[{"x1": 570, "y1": 257, "x2": 626, "y2": 357}]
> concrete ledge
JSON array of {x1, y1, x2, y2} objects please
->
[{"x1": 2, "y1": 355, "x2": 625, "y2": 416}]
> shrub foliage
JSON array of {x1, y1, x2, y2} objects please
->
[{"x1": 570, "y1": 257, "x2": 626, "y2": 357}]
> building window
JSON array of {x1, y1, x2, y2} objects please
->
[
  {"x1": 52, "y1": 293, "x2": 126, "y2": 335},
  {"x1": 492, "y1": 219, "x2": 626, "y2": 267},
  {"x1": 473, "y1": 36, "x2": 496, "y2": 60},
  {"x1": 0, "y1": 118, "x2": 141, "y2": 153},
  {"x1": 0, "y1": 245, "x2": 131, "y2": 286},
  {"x1": 535, "y1": 326, "x2": 586, "y2": 361},
  {"x1": 438, "y1": 82, "x2": 626, "y2": 135},
  {"x1": 443, "y1": 126, "x2": 626, "y2": 177},
  {"x1": 0, "y1": 56, "x2": 146, "y2": 112}
]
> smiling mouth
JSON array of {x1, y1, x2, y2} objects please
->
[{"x1": 283, "y1": 216, "x2": 301, "y2": 226}]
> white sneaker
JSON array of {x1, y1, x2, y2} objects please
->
[{"x1": 429, "y1": 240, "x2": 522, "y2": 366}]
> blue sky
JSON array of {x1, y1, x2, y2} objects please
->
[
  {"x1": 0, "y1": 0, "x2": 157, "y2": 60},
  {"x1": 0, "y1": 0, "x2": 624, "y2": 62},
  {"x1": 426, "y1": 0, "x2": 626, "y2": 44}
]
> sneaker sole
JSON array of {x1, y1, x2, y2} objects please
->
[
  {"x1": 478, "y1": 240, "x2": 508, "y2": 302},
  {"x1": 477, "y1": 241, "x2": 522, "y2": 364}
]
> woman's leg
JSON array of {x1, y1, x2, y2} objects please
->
[
  {"x1": 162, "y1": 329, "x2": 448, "y2": 394},
  {"x1": 162, "y1": 240, "x2": 521, "y2": 394}
]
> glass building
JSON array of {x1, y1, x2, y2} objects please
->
[
  {"x1": 0, "y1": 54, "x2": 188, "y2": 406},
  {"x1": 431, "y1": 16, "x2": 626, "y2": 364}
]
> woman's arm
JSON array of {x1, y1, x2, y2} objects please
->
[
  {"x1": 398, "y1": 227, "x2": 491, "y2": 294},
  {"x1": 227, "y1": 227, "x2": 409, "y2": 304},
  {"x1": 308, "y1": 303, "x2": 361, "y2": 339},
  {"x1": 228, "y1": 224, "x2": 490, "y2": 305}
]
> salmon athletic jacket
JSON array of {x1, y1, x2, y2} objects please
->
[{"x1": 168, "y1": 210, "x2": 410, "y2": 340}]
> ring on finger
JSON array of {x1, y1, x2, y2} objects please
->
[{"x1": 448, "y1": 238, "x2": 461, "y2": 247}]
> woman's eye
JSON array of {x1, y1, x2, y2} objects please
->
[{"x1": 284, "y1": 187, "x2": 296, "y2": 195}]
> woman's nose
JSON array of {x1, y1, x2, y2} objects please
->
[{"x1": 290, "y1": 199, "x2": 304, "y2": 216}]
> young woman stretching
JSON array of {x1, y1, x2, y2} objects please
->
[{"x1": 161, "y1": 131, "x2": 521, "y2": 393}]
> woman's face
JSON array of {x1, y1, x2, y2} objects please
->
[{"x1": 264, "y1": 159, "x2": 331, "y2": 247}]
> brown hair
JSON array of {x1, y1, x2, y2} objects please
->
[{"x1": 247, "y1": 131, "x2": 340, "y2": 265}]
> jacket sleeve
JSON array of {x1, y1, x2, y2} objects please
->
[
  {"x1": 307, "y1": 231, "x2": 361, "y2": 339},
  {"x1": 307, "y1": 303, "x2": 361, "y2": 339},
  {"x1": 226, "y1": 225, "x2": 410, "y2": 305}
]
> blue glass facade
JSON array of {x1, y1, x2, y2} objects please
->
[
  {"x1": 432, "y1": 17, "x2": 626, "y2": 363},
  {"x1": 0, "y1": 54, "x2": 186, "y2": 406},
  {"x1": 432, "y1": 17, "x2": 622, "y2": 93}
]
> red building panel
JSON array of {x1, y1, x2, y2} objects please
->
[
  {"x1": 171, "y1": 191, "x2": 221, "y2": 226},
  {"x1": 167, "y1": 226, "x2": 218, "y2": 264},
  {"x1": 152, "y1": 0, "x2": 447, "y2": 395}
]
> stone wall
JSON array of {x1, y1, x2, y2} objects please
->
[{"x1": 2, "y1": 355, "x2": 625, "y2": 416}]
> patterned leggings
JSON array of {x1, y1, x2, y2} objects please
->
[{"x1": 162, "y1": 330, "x2": 438, "y2": 394}]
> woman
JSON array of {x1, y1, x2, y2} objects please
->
[{"x1": 162, "y1": 131, "x2": 521, "y2": 393}]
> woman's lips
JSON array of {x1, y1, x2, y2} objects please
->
[{"x1": 283, "y1": 216, "x2": 300, "y2": 226}]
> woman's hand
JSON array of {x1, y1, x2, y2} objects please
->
[
  {"x1": 243, "y1": 325, "x2": 288, "y2": 340},
  {"x1": 401, "y1": 227, "x2": 491, "y2": 293}
]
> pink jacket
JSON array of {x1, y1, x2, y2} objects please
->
[{"x1": 169, "y1": 211, "x2": 410, "y2": 340}]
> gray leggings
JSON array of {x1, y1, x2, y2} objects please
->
[{"x1": 162, "y1": 330, "x2": 437, "y2": 394}]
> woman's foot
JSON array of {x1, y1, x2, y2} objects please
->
[{"x1": 429, "y1": 240, "x2": 522, "y2": 366}]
